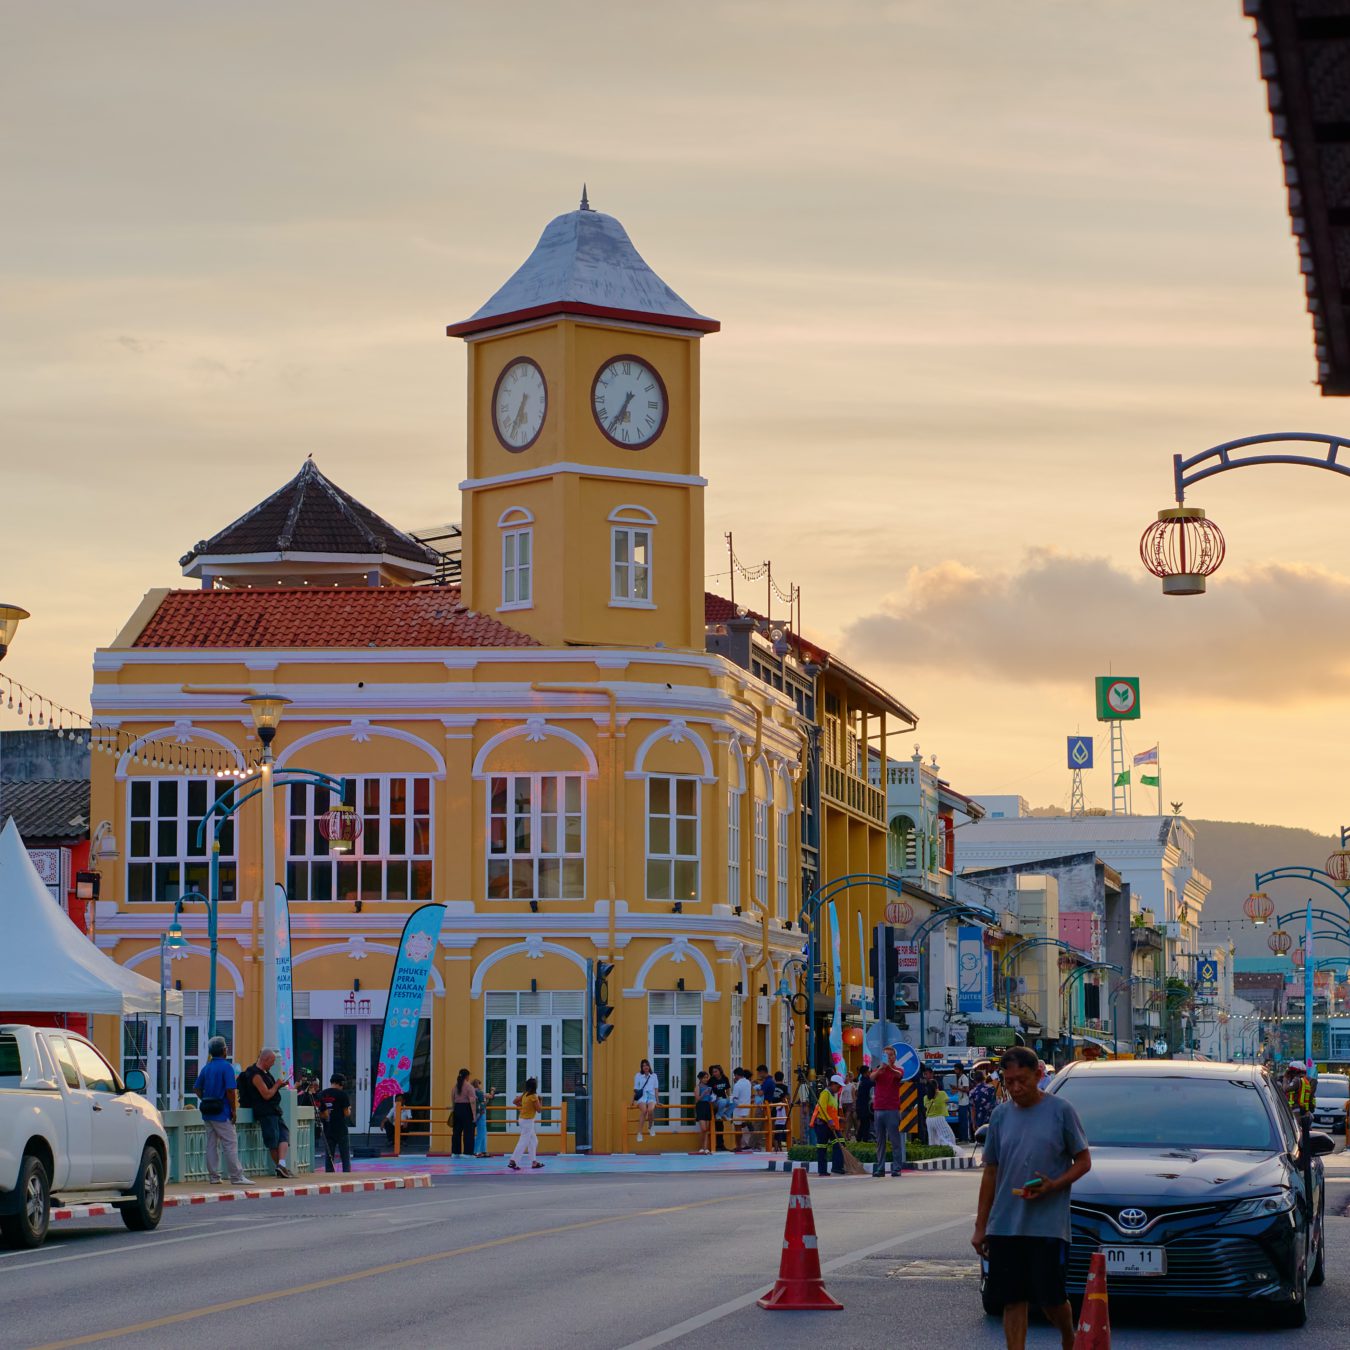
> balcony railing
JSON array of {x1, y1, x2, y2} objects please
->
[{"x1": 821, "y1": 760, "x2": 886, "y2": 825}]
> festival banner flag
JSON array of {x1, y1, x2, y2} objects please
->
[
  {"x1": 1114, "y1": 770, "x2": 1130, "y2": 786},
  {"x1": 827, "y1": 900, "x2": 845, "y2": 1076},
  {"x1": 273, "y1": 883, "x2": 295, "y2": 1085},
  {"x1": 371, "y1": 903, "x2": 446, "y2": 1123},
  {"x1": 1140, "y1": 773, "x2": 1160, "y2": 787}
]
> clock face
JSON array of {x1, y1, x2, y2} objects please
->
[
  {"x1": 592, "y1": 356, "x2": 667, "y2": 448},
  {"x1": 492, "y1": 358, "x2": 547, "y2": 452}
]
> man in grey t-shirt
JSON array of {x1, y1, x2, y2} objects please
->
[{"x1": 972, "y1": 1046, "x2": 1090, "y2": 1350}]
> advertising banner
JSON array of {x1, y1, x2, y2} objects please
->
[
  {"x1": 958, "y1": 925, "x2": 984, "y2": 1012},
  {"x1": 371, "y1": 903, "x2": 446, "y2": 1123},
  {"x1": 1194, "y1": 955, "x2": 1219, "y2": 1003},
  {"x1": 827, "y1": 900, "x2": 845, "y2": 1077},
  {"x1": 273, "y1": 883, "x2": 295, "y2": 1085}
]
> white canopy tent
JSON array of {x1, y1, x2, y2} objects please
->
[{"x1": 0, "y1": 816, "x2": 181, "y2": 1017}]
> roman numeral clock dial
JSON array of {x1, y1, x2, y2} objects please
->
[
  {"x1": 492, "y1": 357, "x2": 547, "y2": 452},
  {"x1": 591, "y1": 356, "x2": 667, "y2": 448}
]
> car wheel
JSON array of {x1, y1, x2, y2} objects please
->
[
  {"x1": 1311, "y1": 1192, "x2": 1327, "y2": 1288},
  {"x1": 1272, "y1": 1265, "x2": 1309, "y2": 1328},
  {"x1": 120, "y1": 1145, "x2": 164, "y2": 1232},
  {"x1": 0, "y1": 1154, "x2": 50, "y2": 1249}
]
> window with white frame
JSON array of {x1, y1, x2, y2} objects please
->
[
  {"x1": 127, "y1": 779, "x2": 237, "y2": 903},
  {"x1": 646, "y1": 775, "x2": 699, "y2": 901},
  {"x1": 727, "y1": 788, "x2": 742, "y2": 906},
  {"x1": 286, "y1": 776, "x2": 433, "y2": 903},
  {"x1": 776, "y1": 806, "x2": 790, "y2": 921},
  {"x1": 611, "y1": 526, "x2": 652, "y2": 604},
  {"x1": 753, "y1": 797, "x2": 769, "y2": 909},
  {"x1": 729, "y1": 999, "x2": 743, "y2": 1069},
  {"x1": 487, "y1": 774, "x2": 585, "y2": 900},
  {"x1": 501, "y1": 527, "x2": 533, "y2": 608}
]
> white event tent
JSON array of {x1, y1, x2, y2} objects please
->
[{"x1": 0, "y1": 816, "x2": 180, "y2": 1017}]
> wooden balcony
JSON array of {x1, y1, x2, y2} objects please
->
[{"x1": 821, "y1": 759, "x2": 886, "y2": 825}]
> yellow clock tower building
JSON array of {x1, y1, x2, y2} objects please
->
[{"x1": 448, "y1": 194, "x2": 720, "y2": 652}]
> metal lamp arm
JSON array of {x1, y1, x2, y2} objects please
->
[{"x1": 1174, "y1": 433, "x2": 1350, "y2": 504}]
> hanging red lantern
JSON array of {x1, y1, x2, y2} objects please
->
[
  {"x1": 884, "y1": 900, "x2": 914, "y2": 926},
  {"x1": 318, "y1": 802, "x2": 364, "y2": 855},
  {"x1": 1291, "y1": 946, "x2": 1307, "y2": 969},
  {"x1": 1139, "y1": 506, "x2": 1226, "y2": 596},
  {"x1": 1242, "y1": 891, "x2": 1273, "y2": 926},
  {"x1": 842, "y1": 1026, "x2": 864, "y2": 1048},
  {"x1": 1327, "y1": 850, "x2": 1350, "y2": 884},
  {"x1": 1268, "y1": 929, "x2": 1292, "y2": 955}
]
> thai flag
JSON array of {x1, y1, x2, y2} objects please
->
[{"x1": 1132, "y1": 746, "x2": 1159, "y2": 766}]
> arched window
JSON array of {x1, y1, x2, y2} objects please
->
[
  {"x1": 609, "y1": 505, "x2": 656, "y2": 607},
  {"x1": 889, "y1": 814, "x2": 917, "y2": 874},
  {"x1": 498, "y1": 506, "x2": 534, "y2": 610}
]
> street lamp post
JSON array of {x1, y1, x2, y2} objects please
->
[
  {"x1": 0, "y1": 603, "x2": 28, "y2": 800},
  {"x1": 158, "y1": 919, "x2": 186, "y2": 1108},
  {"x1": 243, "y1": 695, "x2": 290, "y2": 1059}
]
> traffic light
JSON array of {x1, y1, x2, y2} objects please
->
[
  {"x1": 593, "y1": 960, "x2": 615, "y2": 1044},
  {"x1": 869, "y1": 925, "x2": 900, "y2": 1016}
]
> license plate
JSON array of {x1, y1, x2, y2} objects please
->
[{"x1": 1101, "y1": 1246, "x2": 1166, "y2": 1276}]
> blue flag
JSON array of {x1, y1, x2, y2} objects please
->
[
  {"x1": 371, "y1": 903, "x2": 446, "y2": 1123},
  {"x1": 827, "y1": 901, "x2": 845, "y2": 1076},
  {"x1": 273, "y1": 884, "x2": 295, "y2": 1084}
]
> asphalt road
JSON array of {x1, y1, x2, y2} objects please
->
[{"x1": 4, "y1": 1171, "x2": 1350, "y2": 1350}]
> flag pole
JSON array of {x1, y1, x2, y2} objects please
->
[{"x1": 1157, "y1": 741, "x2": 1163, "y2": 817}]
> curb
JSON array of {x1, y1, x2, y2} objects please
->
[
  {"x1": 768, "y1": 1155, "x2": 976, "y2": 1174},
  {"x1": 51, "y1": 1173, "x2": 431, "y2": 1222}
]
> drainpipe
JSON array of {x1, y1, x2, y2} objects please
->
[
  {"x1": 531, "y1": 684, "x2": 619, "y2": 959},
  {"x1": 730, "y1": 693, "x2": 770, "y2": 984}
]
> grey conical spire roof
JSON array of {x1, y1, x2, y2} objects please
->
[{"x1": 448, "y1": 203, "x2": 718, "y2": 338}]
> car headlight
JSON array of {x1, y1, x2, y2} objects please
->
[{"x1": 1218, "y1": 1192, "x2": 1297, "y2": 1225}]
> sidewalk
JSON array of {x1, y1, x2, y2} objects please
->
[
  {"x1": 354, "y1": 1145, "x2": 980, "y2": 1178},
  {"x1": 50, "y1": 1171, "x2": 431, "y2": 1223}
]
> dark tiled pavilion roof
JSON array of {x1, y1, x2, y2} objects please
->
[
  {"x1": 0, "y1": 780, "x2": 90, "y2": 843},
  {"x1": 179, "y1": 459, "x2": 439, "y2": 569}
]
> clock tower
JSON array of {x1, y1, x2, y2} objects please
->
[{"x1": 447, "y1": 195, "x2": 719, "y2": 650}]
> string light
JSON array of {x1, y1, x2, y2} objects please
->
[{"x1": 0, "y1": 669, "x2": 243, "y2": 778}]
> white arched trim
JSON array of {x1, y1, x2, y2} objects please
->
[
  {"x1": 753, "y1": 753, "x2": 773, "y2": 797},
  {"x1": 497, "y1": 505, "x2": 535, "y2": 527},
  {"x1": 472, "y1": 719, "x2": 599, "y2": 778},
  {"x1": 727, "y1": 740, "x2": 746, "y2": 794},
  {"x1": 776, "y1": 764, "x2": 796, "y2": 812},
  {"x1": 122, "y1": 943, "x2": 245, "y2": 997},
  {"x1": 630, "y1": 720, "x2": 715, "y2": 782},
  {"x1": 274, "y1": 723, "x2": 447, "y2": 778},
  {"x1": 626, "y1": 938, "x2": 717, "y2": 994},
  {"x1": 608, "y1": 503, "x2": 658, "y2": 525},
  {"x1": 470, "y1": 939, "x2": 588, "y2": 998},
  {"x1": 292, "y1": 941, "x2": 445, "y2": 994},
  {"x1": 115, "y1": 723, "x2": 246, "y2": 780}
]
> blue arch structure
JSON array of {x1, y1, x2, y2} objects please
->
[
  {"x1": 1255, "y1": 867, "x2": 1350, "y2": 917},
  {"x1": 1000, "y1": 938, "x2": 1090, "y2": 1032},
  {"x1": 799, "y1": 876, "x2": 993, "y2": 1068},
  {"x1": 1174, "y1": 433, "x2": 1350, "y2": 504}
]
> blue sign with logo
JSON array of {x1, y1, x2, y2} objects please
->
[
  {"x1": 1067, "y1": 736, "x2": 1093, "y2": 770},
  {"x1": 958, "y1": 925, "x2": 984, "y2": 1012}
]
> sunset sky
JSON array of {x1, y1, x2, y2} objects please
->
[{"x1": 3, "y1": 2, "x2": 1346, "y2": 832}]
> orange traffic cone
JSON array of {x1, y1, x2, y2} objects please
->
[
  {"x1": 1072, "y1": 1251, "x2": 1110, "y2": 1348},
  {"x1": 757, "y1": 1165, "x2": 844, "y2": 1311}
]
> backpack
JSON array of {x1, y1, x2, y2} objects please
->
[{"x1": 235, "y1": 1066, "x2": 259, "y2": 1111}]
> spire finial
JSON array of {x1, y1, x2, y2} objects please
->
[{"x1": 580, "y1": 183, "x2": 591, "y2": 212}]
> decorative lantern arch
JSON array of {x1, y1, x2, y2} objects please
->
[
  {"x1": 1243, "y1": 891, "x2": 1274, "y2": 926},
  {"x1": 1268, "y1": 929, "x2": 1293, "y2": 956},
  {"x1": 1140, "y1": 507, "x2": 1226, "y2": 596},
  {"x1": 1327, "y1": 850, "x2": 1350, "y2": 884}
]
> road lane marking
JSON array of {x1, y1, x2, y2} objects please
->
[
  {"x1": 0, "y1": 1217, "x2": 312, "y2": 1272},
  {"x1": 619, "y1": 1214, "x2": 972, "y2": 1349},
  {"x1": 27, "y1": 1194, "x2": 737, "y2": 1349}
]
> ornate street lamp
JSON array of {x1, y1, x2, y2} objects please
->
[
  {"x1": 0, "y1": 603, "x2": 29, "y2": 663},
  {"x1": 1243, "y1": 890, "x2": 1274, "y2": 926},
  {"x1": 1140, "y1": 507, "x2": 1226, "y2": 596},
  {"x1": 1268, "y1": 928, "x2": 1293, "y2": 955},
  {"x1": 243, "y1": 694, "x2": 291, "y2": 762}
]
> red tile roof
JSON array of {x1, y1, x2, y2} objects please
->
[{"x1": 133, "y1": 586, "x2": 539, "y2": 650}]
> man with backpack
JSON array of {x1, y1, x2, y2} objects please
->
[{"x1": 236, "y1": 1047, "x2": 293, "y2": 1179}]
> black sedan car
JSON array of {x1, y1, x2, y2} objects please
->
[{"x1": 981, "y1": 1061, "x2": 1334, "y2": 1328}]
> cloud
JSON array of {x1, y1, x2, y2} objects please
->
[{"x1": 841, "y1": 548, "x2": 1350, "y2": 705}]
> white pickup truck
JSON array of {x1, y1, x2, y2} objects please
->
[{"x1": 0, "y1": 1024, "x2": 168, "y2": 1247}]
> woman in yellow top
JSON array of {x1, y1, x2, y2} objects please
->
[
  {"x1": 925, "y1": 1083, "x2": 957, "y2": 1149},
  {"x1": 809, "y1": 1073, "x2": 846, "y2": 1177},
  {"x1": 508, "y1": 1076, "x2": 545, "y2": 1171}
]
